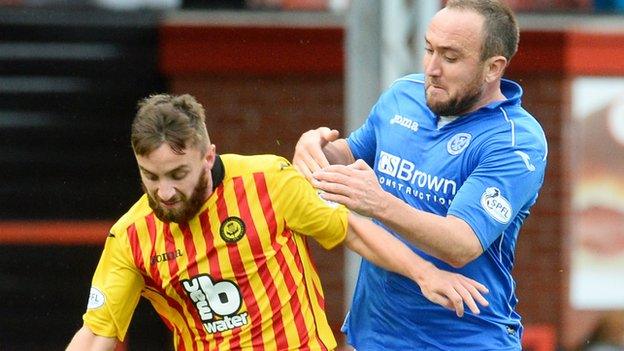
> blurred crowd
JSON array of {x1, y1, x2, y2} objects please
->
[{"x1": 0, "y1": 0, "x2": 624, "y2": 12}]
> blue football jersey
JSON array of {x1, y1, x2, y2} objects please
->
[{"x1": 343, "y1": 74, "x2": 548, "y2": 350}]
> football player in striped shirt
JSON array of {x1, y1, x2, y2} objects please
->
[{"x1": 66, "y1": 93, "x2": 489, "y2": 351}]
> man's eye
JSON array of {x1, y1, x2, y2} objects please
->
[
  {"x1": 445, "y1": 56, "x2": 458, "y2": 62},
  {"x1": 172, "y1": 172, "x2": 188, "y2": 180}
]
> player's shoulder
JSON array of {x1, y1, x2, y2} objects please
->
[
  {"x1": 220, "y1": 153, "x2": 295, "y2": 178},
  {"x1": 503, "y1": 107, "x2": 547, "y2": 148},
  {"x1": 392, "y1": 73, "x2": 425, "y2": 86},
  {"x1": 110, "y1": 194, "x2": 152, "y2": 237}
]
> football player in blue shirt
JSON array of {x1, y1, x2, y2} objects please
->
[{"x1": 293, "y1": 0, "x2": 548, "y2": 350}]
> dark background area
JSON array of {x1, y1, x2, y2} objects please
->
[{"x1": 0, "y1": 7, "x2": 169, "y2": 350}]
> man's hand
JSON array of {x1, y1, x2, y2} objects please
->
[
  {"x1": 417, "y1": 264, "x2": 489, "y2": 317},
  {"x1": 293, "y1": 127, "x2": 340, "y2": 181},
  {"x1": 312, "y1": 159, "x2": 386, "y2": 217}
]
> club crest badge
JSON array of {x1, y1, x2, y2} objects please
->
[
  {"x1": 220, "y1": 217, "x2": 246, "y2": 243},
  {"x1": 447, "y1": 133, "x2": 472, "y2": 155}
]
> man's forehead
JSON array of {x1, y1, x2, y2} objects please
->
[
  {"x1": 136, "y1": 144, "x2": 201, "y2": 173},
  {"x1": 427, "y1": 8, "x2": 484, "y2": 49}
]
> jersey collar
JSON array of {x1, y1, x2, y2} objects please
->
[{"x1": 211, "y1": 155, "x2": 225, "y2": 190}]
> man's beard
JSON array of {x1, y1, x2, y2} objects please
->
[
  {"x1": 426, "y1": 75, "x2": 484, "y2": 116},
  {"x1": 144, "y1": 168, "x2": 209, "y2": 224}
]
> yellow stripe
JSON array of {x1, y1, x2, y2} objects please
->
[
  {"x1": 295, "y1": 235, "x2": 336, "y2": 349},
  {"x1": 186, "y1": 216, "x2": 219, "y2": 350},
  {"x1": 135, "y1": 218, "x2": 196, "y2": 350},
  {"x1": 170, "y1": 223, "x2": 207, "y2": 351}
]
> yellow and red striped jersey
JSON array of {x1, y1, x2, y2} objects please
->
[{"x1": 83, "y1": 154, "x2": 349, "y2": 351}]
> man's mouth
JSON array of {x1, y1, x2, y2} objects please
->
[{"x1": 161, "y1": 200, "x2": 179, "y2": 208}]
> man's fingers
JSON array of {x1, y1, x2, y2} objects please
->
[
  {"x1": 314, "y1": 166, "x2": 356, "y2": 182},
  {"x1": 350, "y1": 159, "x2": 371, "y2": 171},
  {"x1": 319, "y1": 164, "x2": 356, "y2": 176},
  {"x1": 449, "y1": 293, "x2": 465, "y2": 318},
  {"x1": 456, "y1": 285, "x2": 480, "y2": 315},
  {"x1": 312, "y1": 177, "x2": 352, "y2": 197},
  {"x1": 464, "y1": 277, "x2": 489, "y2": 294},
  {"x1": 320, "y1": 128, "x2": 340, "y2": 143},
  {"x1": 316, "y1": 189, "x2": 352, "y2": 207},
  {"x1": 462, "y1": 279, "x2": 489, "y2": 307}
]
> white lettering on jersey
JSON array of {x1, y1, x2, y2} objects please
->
[
  {"x1": 390, "y1": 114, "x2": 419, "y2": 132},
  {"x1": 378, "y1": 151, "x2": 456, "y2": 195},
  {"x1": 182, "y1": 274, "x2": 249, "y2": 334}
]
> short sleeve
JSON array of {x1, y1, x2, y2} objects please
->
[
  {"x1": 270, "y1": 164, "x2": 349, "y2": 250},
  {"x1": 83, "y1": 233, "x2": 144, "y2": 341},
  {"x1": 447, "y1": 136, "x2": 547, "y2": 250}
]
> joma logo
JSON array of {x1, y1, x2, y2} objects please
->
[{"x1": 151, "y1": 249, "x2": 183, "y2": 264}]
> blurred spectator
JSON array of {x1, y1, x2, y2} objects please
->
[
  {"x1": 94, "y1": 0, "x2": 180, "y2": 10},
  {"x1": 594, "y1": 0, "x2": 624, "y2": 11},
  {"x1": 580, "y1": 311, "x2": 624, "y2": 351},
  {"x1": 183, "y1": 0, "x2": 245, "y2": 9}
]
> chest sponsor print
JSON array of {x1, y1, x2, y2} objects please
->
[{"x1": 182, "y1": 274, "x2": 249, "y2": 334}]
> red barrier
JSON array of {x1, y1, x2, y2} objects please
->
[
  {"x1": 523, "y1": 324, "x2": 557, "y2": 351},
  {"x1": 0, "y1": 220, "x2": 113, "y2": 245}
]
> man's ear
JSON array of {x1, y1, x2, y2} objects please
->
[
  {"x1": 205, "y1": 144, "x2": 216, "y2": 169},
  {"x1": 485, "y1": 55, "x2": 508, "y2": 83}
]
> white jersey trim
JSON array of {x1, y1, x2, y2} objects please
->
[{"x1": 499, "y1": 107, "x2": 516, "y2": 147}]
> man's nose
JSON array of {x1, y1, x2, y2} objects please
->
[
  {"x1": 157, "y1": 183, "x2": 176, "y2": 201},
  {"x1": 424, "y1": 54, "x2": 441, "y2": 76}
]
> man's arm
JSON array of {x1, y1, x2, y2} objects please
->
[
  {"x1": 343, "y1": 212, "x2": 488, "y2": 317},
  {"x1": 293, "y1": 127, "x2": 355, "y2": 181},
  {"x1": 314, "y1": 160, "x2": 483, "y2": 268},
  {"x1": 66, "y1": 325, "x2": 117, "y2": 351}
]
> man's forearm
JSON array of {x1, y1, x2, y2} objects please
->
[
  {"x1": 344, "y1": 213, "x2": 432, "y2": 284},
  {"x1": 378, "y1": 194, "x2": 483, "y2": 268},
  {"x1": 324, "y1": 139, "x2": 355, "y2": 166},
  {"x1": 66, "y1": 326, "x2": 117, "y2": 351}
]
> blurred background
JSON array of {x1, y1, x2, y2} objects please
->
[{"x1": 1, "y1": 0, "x2": 624, "y2": 350}]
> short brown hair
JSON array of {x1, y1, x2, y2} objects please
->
[
  {"x1": 445, "y1": 0, "x2": 519, "y2": 62},
  {"x1": 131, "y1": 94, "x2": 210, "y2": 156}
]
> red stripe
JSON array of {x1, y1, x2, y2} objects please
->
[
  {"x1": 145, "y1": 277, "x2": 192, "y2": 351},
  {"x1": 126, "y1": 224, "x2": 144, "y2": 272},
  {"x1": 198, "y1": 210, "x2": 221, "y2": 279},
  {"x1": 254, "y1": 172, "x2": 312, "y2": 348},
  {"x1": 180, "y1": 223, "x2": 198, "y2": 276},
  {"x1": 164, "y1": 223, "x2": 209, "y2": 350},
  {"x1": 290, "y1": 237, "x2": 328, "y2": 350},
  {"x1": 252, "y1": 172, "x2": 278, "y2": 244},
  {"x1": 145, "y1": 214, "x2": 160, "y2": 284},
  {"x1": 195, "y1": 210, "x2": 226, "y2": 350},
  {"x1": 126, "y1": 221, "x2": 192, "y2": 348},
  {"x1": 235, "y1": 176, "x2": 288, "y2": 350},
  {"x1": 273, "y1": 232, "x2": 309, "y2": 347},
  {"x1": 145, "y1": 215, "x2": 195, "y2": 347},
  {"x1": 216, "y1": 185, "x2": 264, "y2": 350},
  {"x1": 144, "y1": 279, "x2": 186, "y2": 351},
  {"x1": 303, "y1": 238, "x2": 326, "y2": 311},
  {"x1": 179, "y1": 222, "x2": 213, "y2": 349}
]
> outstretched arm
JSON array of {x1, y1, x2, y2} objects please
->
[
  {"x1": 343, "y1": 212, "x2": 489, "y2": 317},
  {"x1": 315, "y1": 160, "x2": 483, "y2": 268},
  {"x1": 66, "y1": 325, "x2": 117, "y2": 351}
]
